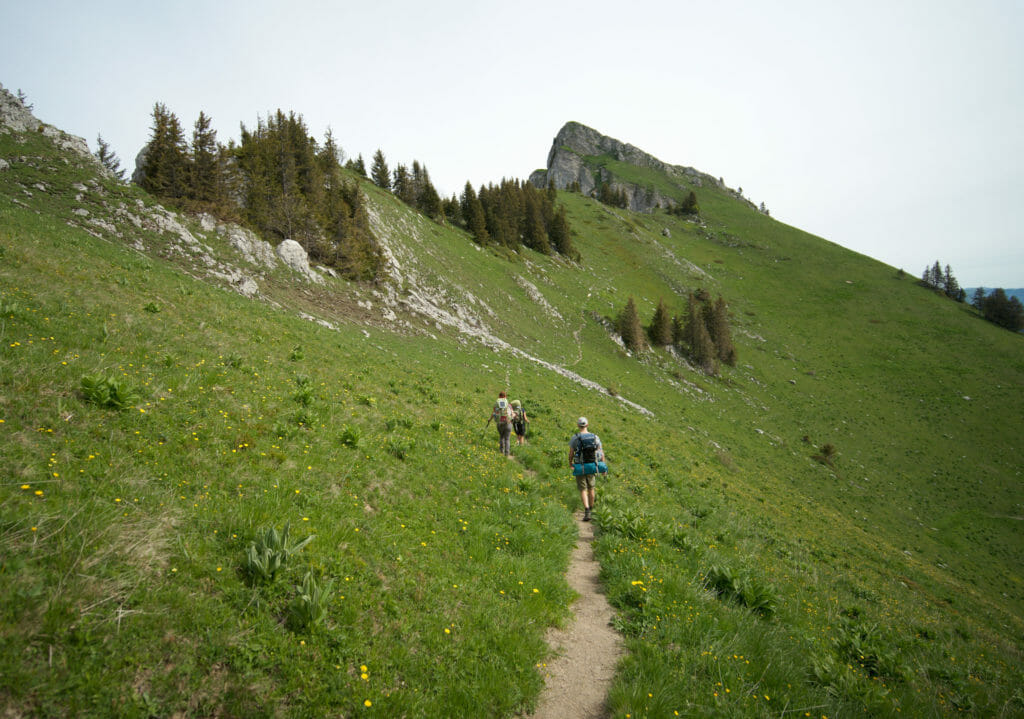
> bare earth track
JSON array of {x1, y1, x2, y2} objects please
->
[{"x1": 528, "y1": 512, "x2": 624, "y2": 718}]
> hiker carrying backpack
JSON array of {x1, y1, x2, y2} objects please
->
[
  {"x1": 485, "y1": 391, "x2": 514, "y2": 457},
  {"x1": 511, "y1": 399, "x2": 529, "y2": 446},
  {"x1": 568, "y1": 416, "x2": 608, "y2": 521}
]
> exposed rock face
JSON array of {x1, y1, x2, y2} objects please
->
[
  {"x1": 131, "y1": 144, "x2": 148, "y2": 185},
  {"x1": 529, "y1": 121, "x2": 725, "y2": 213},
  {"x1": 0, "y1": 82, "x2": 92, "y2": 159}
]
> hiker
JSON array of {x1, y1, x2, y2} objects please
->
[
  {"x1": 486, "y1": 391, "x2": 514, "y2": 457},
  {"x1": 568, "y1": 417, "x2": 606, "y2": 521},
  {"x1": 511, "y1": 399, "x2": 530, "y2": 445}
]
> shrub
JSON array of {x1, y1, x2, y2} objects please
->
[{"x1": 813, "y1": 443, "x2": 838, "y2": 467}]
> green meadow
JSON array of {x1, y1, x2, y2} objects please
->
[{"x1": 1, "y1": 125, "x2": 1022, "y2": 717}]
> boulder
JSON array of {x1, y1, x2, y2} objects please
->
[{"x1": 275, "y1": 239, "x2": 323, "y2": 284}]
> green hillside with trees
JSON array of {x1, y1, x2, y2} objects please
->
[{"x1": 2, "y1": 94, "x2": 1022, "y2": 717}]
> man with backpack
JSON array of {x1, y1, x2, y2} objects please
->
[
  {"x1": 568, "y1": 417, "x2": 606, "y2": 521},
  {"x1": 486, "y1": 391, "x2": 514, "y2": 457}
]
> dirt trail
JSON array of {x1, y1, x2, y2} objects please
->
[{"x1": 529, "y1": 512, "x2": 624, "y2": 718}]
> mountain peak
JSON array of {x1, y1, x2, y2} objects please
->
[{"x1": 529, "y1": 121, "x2": 727, "y2": 213}]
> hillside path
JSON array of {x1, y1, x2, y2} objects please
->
[{"x1": 528, "y1": 511, "x2": 624, "y2": 718}]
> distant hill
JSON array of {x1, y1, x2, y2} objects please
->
[{"x1": 2, "y1": 81, "x2": 1022, "y2": 717}]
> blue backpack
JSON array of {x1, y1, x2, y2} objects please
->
[{"x1": 572, "y1": 433, "x2": 607, "y2": 475}]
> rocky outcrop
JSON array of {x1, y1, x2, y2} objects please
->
[
  {"x1": 0, "y1": 82, "x2": 92, "y2": 160},
  {"x1": 529, "y1": 121, "x2": 727, "y2": 213},
  {"x1": 275, "y1": 239, "x2": 324, "y2": 284}
]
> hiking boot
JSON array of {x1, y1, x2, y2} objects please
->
[{"x1": 583, "y1": 508, "x2": 591, "y2": 522}]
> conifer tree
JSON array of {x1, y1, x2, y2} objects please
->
[
  {"x1": 709, "y1": 295, "x2": 737, "y2": 365},
  {"x1": 370, "y1": 149, "x2": 390, "y2": 190},
  {"x1": 190, "y1": 111, "x2": 220, "y2": 206},
  {"x1": 671, "y1": 314, "x2": 685, "y2": 346},
  {"x1": 461, "y1": 182, "x2": 489, "y2": 244},
  {"x1": 346, "y1": 154, "x2": 367, "y2": 177},
  {"x1": 648, "y1": 298, "x2": 673, "y2": 346},
  {"x1": 971, "y1": 287, "x2": 987, "y2": 309},
  {"x1": 417, "y1": 181, "x2": 442, "y2": 220},
  {"x1": 441, "y1": 194, "x2": 462, "y2": 226},
  {"x1": 411, "y1": 162, "x2": 441, "y2": 218},
  {"x1": 548, "y1": 205, "x2": 577, "y2": 259},
  {"x1": 94, "y1": 134, "x2": 125, "y2": 181},
  {"x1": 691, "y1": 309, "x2": 717, "y2": 374},
  {"x1": 617, "y1": 296, "x2": 646, "y2": 352},
  {"x1": 392, "y1": 164, "x2": 415, "y2": 205},
  {"x1": 943, "y1": 264, "x2": 963, "y2": 300},
  {"x1": 522, "y1": 192, "x2": 550, "y2": 254},
  {"x1": 679, "y1": 190, "x2": 699, "y2": 215},
  {"x1": 141, "y1": 102, "x2": 189, "y2": 200},
  {"x1": 980, "y1": 288, "x2": 1024, "y2": 331},
  {"x1": 681, "y1": 293, "x2": 700, "y2": 351}
]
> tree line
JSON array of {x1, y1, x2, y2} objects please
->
[
  {"x1": 137, "y1": 104, "x2": 383, "y2": 280},
  {"x1": 920, "y1": 260, "x2": 965, "y2": 302},
  {"x1": 135, "y1": 104, "x2": 580, "y2": 278},
  {"x1": 366, "y1": 149, "x2": 578, "y2": 260},
  {"x1": 616, "y1": 290, "x2": 736, "y2": 375},
  {"x1": 971, "y1": 288, "x2": 1024, "y2": 332},
  {"x1": 918, "y1": 261, "x2": 1022, "y2": 332}
]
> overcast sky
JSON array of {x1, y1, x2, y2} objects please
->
[{"x1": 3, "y1": 0, "x2": 1021, "y2": 287}]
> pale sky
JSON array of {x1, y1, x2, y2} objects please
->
[{"x1": 3, "y1": 0, "x2": 1022, "y2": 287}]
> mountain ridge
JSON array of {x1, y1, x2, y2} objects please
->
[{"x1": 529, "y1": 120, "x2": 756, "y2": 214}]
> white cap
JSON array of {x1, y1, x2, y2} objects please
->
[{"x1": 577, "y1": 417, "x2": 588, "y2": 427}]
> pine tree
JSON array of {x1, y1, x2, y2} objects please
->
[
  {"x1": 709, "y1": 296, "x2": 736, "y2": 365},
  {"x1": 681, "y1": 294, "x2": 700, "y2": 350},
  {"x1": 346, "y1": 154, "x2": 367, "y2": 177},
  {"x1": 521, "y1": 191, "x2": 550, "y2": 254},
  {"x1": 971, "y1": 287, "x2": 987, "y2": 309},
  {"x1": 94, "y1": 134, "x2": 125, "y2": 180},
  {"x1": 671, "y1": 314, "x2": 685, "y2": 346},
  {"x1": 235, "y1": 110, "x2": 322, "y2": 247},
  {"x1": 412, "y1": 162, "x2": 441, "y2": 219},
  {"x1": 441, "y1": 194, "x2": 462, "y2": 226},
  {"x1": 548, "y1": 205, "x2": 577, "y2": 259},
  {"x1": 141, "y1": 102, "x2": 189, "y2": 200},
  {"x1": 461, "y1": 182, "x2": 489, "y2": 244},
  {"x1": 190, "y1": 111, "x2": 220, "y2": 205},
  {"x1": 617, "y1": 297, "x2": 646, "y2": 352},
  {"x1": 943, "y1": 264, "x2": 962, "y2": 300},
  {"x1": 370, "y1": 149, "x2": 390, "y2": 190},
  {"x1": 648, "y1": 298, "x2": 673, "y2": 346},
  {"x1": 392, "y1": 164, "x2": 415, "y2": 205},
  {"x1": 691, "y1": 307, "x2": 717, "y2": 375},
  {"x1": 679, "y1": 190, "x2": 699, "y2": 215}
]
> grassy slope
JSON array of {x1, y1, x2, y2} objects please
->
[{"x1": 1, "y1": 125, "x2": 1022, "y2": 717}]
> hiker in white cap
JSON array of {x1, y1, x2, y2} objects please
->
[{"x1": 568, "y1": 416, "x2": 605, "y2": 521}]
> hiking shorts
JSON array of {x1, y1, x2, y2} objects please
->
[{"x1": 576, "y1": 473, "x2": 596, "y2": 491}]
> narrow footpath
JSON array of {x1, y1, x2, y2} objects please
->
[{"x1": 529, "y1": 512, "x2": 625, "y2": 718}]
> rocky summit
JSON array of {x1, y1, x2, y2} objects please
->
[{"x1": 529, "y1": 121, "x2": 744, "y2": 214}]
